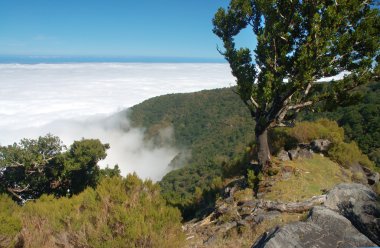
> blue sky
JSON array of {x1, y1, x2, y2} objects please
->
[{"x1": 0, "y1": 0, "x2": 256, "y2": 60}]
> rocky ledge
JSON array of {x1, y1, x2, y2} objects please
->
[{"x1": 253, "y1": 183, "x2": 380, "y2": 248}]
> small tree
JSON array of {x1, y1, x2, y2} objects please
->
[
  {"x1": 213, "y1": 0, "x2": 379, "y2": 171},
  {"x1": 0, "y1": 135, "x2": 109, "y2": 203}
]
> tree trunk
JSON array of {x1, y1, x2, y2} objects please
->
[{"x1": 256, "y1": 128, "x2": 271, "y2": 172}]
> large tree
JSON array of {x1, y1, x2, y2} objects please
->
[{"x1": 213, "y1": 0, "x2": 380, "y2": 170}]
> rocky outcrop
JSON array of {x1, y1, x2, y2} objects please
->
[
  {"x1": 252, "y1": 206, "x2": 376, "y2": 248},
  {"x1": 324, "y1": 183, "x2": 380, "y2": 245},
  {"x1": 253, "y1": 183, "x2": 380, "y2": 248},
  {"x1": 310, "y1": 139, "x2": 331, "y2": 153},
  {"x1": 362, "y1": 166, "x2": 380, "y2": 185},
  {"x1": 277, "y1": 150, "x2": 290, "y2": 161},
  {"x1": 277, "y1": 139, "x2": 328, "y2": 162}
]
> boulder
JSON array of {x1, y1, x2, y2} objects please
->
[
  {"x1": 310, "y1": 139, "x2": 331, "y2": 152},
  {"x1": 277, "y1": 150, "x2": 290, "y2": 161},
  {"x1": 252, "y1": 206, "x2": 376, "y2": 248},
  {"x1": 297, "y1": 148, "x2": 313, "y2": 159},
  {"x1": 324, "y1": 183, "x2": 380, "y2": 245}
]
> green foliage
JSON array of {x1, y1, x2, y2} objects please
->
[
  {"x1": 0, "y1": 175, "x2": 184, "y2": 247},
  {"x1": 247, "y1": 169, "x2": 256, "y2": 189},
  {"x1": 302, "y1": 81, "x2": 380, "y2": 167},
  {"x1": 271, "y1": 118, "x2": 376, "y2": 170},
  {"x1": 159, "y1": 162, "x2": 223, "y2": 219},
  {"x1": 269, "y1": 118, "x2": 344, "y2": 154},
  {"x1": 129, "y1": 88, "x2": 254, "y2": 217},
  {"x1": 268, "y1": 128, "x2": 298, "y2": 154},
  {"x1": 328, "y1": 141, "x2": 375, "y2": 169},
  {"x1": 213, "y1": 0, "x2": 380, "y2": 166},
  {"x1": 100, "y1": 164, "x2": 121, "y2": 178},
  {"x1": 288, "y1": 119, "x2": 345, "y2": 144},
  {"x1": 0, "y1": 134, "x2": 109, "y2": 203},
  {"x1": 129, "y1": 87, "x2": 253, "y2": 167},
  {"x1": 0, "y1": 195, "x2": 21, "y2": 236}
]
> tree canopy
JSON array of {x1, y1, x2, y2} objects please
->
[
  {"x1": 213, "y1": 0, "x2": 380, "y2": 168},
  {"x1": 0, "y1": 134, "x2": 111, "y2": 203}
]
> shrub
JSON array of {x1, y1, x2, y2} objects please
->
[
  {"x1": 288, "y1": 119, "x2": 345, "y2": 144},
  {"x1": 328, "y1": 141, "x2": 375, "y2": 169},
  {"x1": 1, "y1": 175, "x2": 185, "y2": 248},
  {"x1": 268, "y1": 128, "x2": 298, "y2": 154},
  {"x1": 0, "y1": 195, "x2": 21, "y2": 236}
]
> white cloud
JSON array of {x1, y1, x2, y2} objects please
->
[{"x1": 0, "y1": 63, "x2": 234, "y2": 180}]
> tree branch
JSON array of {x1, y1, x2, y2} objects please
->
[
  {"x1": 255, "y1": 195, "x2": 326, "y2": 213},
  {"x1": 250, "y1": 96, "x2": 259, "y2": 109},
  {"x1": 7, "y1": 188, "x2": 24, "y2": 202},
  {"x1": 288, "y1": 101, "x2": 313, "y2": 110}
]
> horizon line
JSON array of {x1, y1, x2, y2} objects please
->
[{"x1": 0, "y1": 55, "x2": 227, "y2": 64}]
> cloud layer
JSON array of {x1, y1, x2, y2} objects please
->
[{"x1": 0, "y1": 63, "x2": 234, "y2": 180}]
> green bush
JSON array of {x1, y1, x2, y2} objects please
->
[
  {"x1": 268, "y1": 128, "x2": 298, "y2": 154},
  {"x1": 0, "y1": 195, "x2": 21, "y2": 236},
  {"x1": 288, "y1": 119, "x2": 344, "y2": 143},
  {"x1": 328, "y1": 141, "x2": 375, "y2": 169}
]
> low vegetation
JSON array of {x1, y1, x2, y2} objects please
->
[
  {"x1": 0, "y1": 175, "x2": 184, "y2": 248},
  {"x1": 264, "y1": 155, "x2": 352, "y2": 202}
]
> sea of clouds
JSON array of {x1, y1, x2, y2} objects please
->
[{"x1": 0, "y1": 63, "x2": 234, "y2": 180}]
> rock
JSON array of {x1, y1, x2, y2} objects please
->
[
  {"x1": 252, "y1": 206, "x2": 376, "y2": 248},
  {"x1": 238, "y1": 200, "x2": 256, "y2": 216},
  {"x1": 310, "y1": 139, "x2": 331, "y2": 152},
  {"x1": 288, "y1": 149, "x2": 299, "y2": 160},
  {"x1": 368, "y1": 172, "x2": 379, "y2": 185},
  {"x1": 324, "y1": 183, "x2": 380, "y2": 245},
  {"x1": 277, "y1": 150, "x2": 290, "y2": 161},
  {"x1": 288, "y1": 148, "x2": 312, "y2": 160},
  {"x1": 362, "y1": 166, "x2": 380, "y2": 185},
  {"x1": 297, "y1": 148, "x2": 313, "y2": 159}
]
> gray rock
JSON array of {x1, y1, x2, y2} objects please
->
[
  {"x1": 362, "y1": 166, "x2": 380, "y2": 185},
  {"x1": 310, "y1": 139, "x2": 331, "y2": 152},
  {"x1": 239, "y1": 200, "x2": 256, "y2": 216},
  {"x1": 297, "y1": 148, "x2": 313, "y2": 159},
  {"x1": 277, "y1": 150, "x2": 290, "y2": 161},
  {"x1": 324, "y1": 183, "x2": 380, "y2": 245},
  {"x1": 252, "y1": 206, "x2": 375, "y2": 248},
  {"x1": 368, "y1": 172, "x2": 379, "y2": 185},
  {"x1": 288, "y1": 149, "x2": 299, "y2": 160}
]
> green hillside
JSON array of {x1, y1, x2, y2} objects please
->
[
  {"x1": 129, "y1": 87, "x2": 254, "y2": 167},
  {"x1": 128, "y1": 82, "x2": 380, "y2": 217}
]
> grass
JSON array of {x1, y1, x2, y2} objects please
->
[{"x1": 264, "y1": 155, "x2": 352, "y2": 202}]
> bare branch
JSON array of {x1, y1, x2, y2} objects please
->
[
  {"x1": 250, "y1": 96, "x2": 259, "y2": 109},
  {"x1": 256, "y1": 194, "x2": 326, "y2": 213},
  {"x1": 288, "y1": 101, "x2": 313, "y2": 110},
  {"x1": 280, "y1": 36, "x2": 288, "y2": 42},
  {"x1": 304, "y1": 83, "x2": 312, "y2": 97},
  {"x1": 11, "y1": 184, "x2": 30, "y2": 193},
  {"x1": 7, "y1": 188, "x2": 24, "y2": 202}
]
